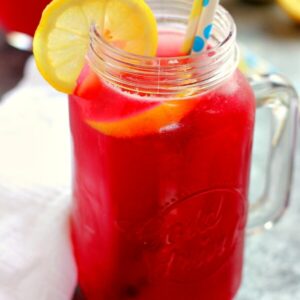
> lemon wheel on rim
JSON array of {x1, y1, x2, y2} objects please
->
[{"x1": 33, "y1": 0, "x2": 158, "y2": 93}]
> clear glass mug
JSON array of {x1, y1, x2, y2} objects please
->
[
  {"x1": 0, "y1": 0, "x2": 51, "y2": 50},
  {"x1": 69, "y1": 2, "x2": 298, "y2": 300}
]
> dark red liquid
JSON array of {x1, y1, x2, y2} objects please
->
[
  {"x1": 69, "y1": 32, "x2": 255, "y2": 300},
  {"x1": 0, "y1": 0, "x2": 51, "y2": 36}
]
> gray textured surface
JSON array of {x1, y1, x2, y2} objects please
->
[{"x1": 223, "y1": 1, "x2": 300, "y2": 299}]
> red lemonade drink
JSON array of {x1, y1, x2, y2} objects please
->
[
  {"x1": 31, "y1": 0, "x2": 299, "y2": 298},
  {"x1": 32, "y1": 0, "x2": 256, "y2": 299},
  {"x1": 69, "y1": 23, "x2": 255, "y2": 300}
]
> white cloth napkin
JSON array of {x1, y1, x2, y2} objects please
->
[{"x1": 0, "y1": 56, "x2": 76, "y2": 300}]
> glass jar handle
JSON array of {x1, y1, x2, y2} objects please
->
[{"x1": 247, "y1": 73, "x2": 299, "y2": 234}]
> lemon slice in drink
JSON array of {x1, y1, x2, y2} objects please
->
[
  {"x1": 33, "y1": 0, "x2": 158, "y2": 93},
  {"x1": 277, "y1": 0, "x2": 300, "y2": 23}
]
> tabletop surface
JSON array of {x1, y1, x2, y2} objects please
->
[{"x1": 0, "y1": 1, "x2": 300, "y2": 300}]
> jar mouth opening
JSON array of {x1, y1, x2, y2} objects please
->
[
  {"x1": 90, "y1": 5, "x2": 236, "y2": 63},
  {"x1": 88, "y1": 5, "x2": 239, "y2": 96}
]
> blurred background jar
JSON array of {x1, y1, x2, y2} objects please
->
[{"x1": 0, "y1": 0, "x2": 51, "y2": 50}]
